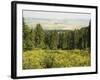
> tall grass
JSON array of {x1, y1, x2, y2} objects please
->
[{"x1": 22, "y1": 49, "x2": 90, "y2": 69}]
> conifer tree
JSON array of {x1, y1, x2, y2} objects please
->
[{"x1": 34, "y1": 24, "x2": 45, "y2": 48}]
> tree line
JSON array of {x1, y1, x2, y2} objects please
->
[{"x1": 23, "y1": 22, "x2": 91, "y2": 51}]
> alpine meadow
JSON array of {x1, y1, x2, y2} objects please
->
[{"x1": 22, "y1": 10, "x2": 91, "y2": 69}]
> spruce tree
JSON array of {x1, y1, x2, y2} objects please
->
[
  {"x1": 50, "y1": 30, "x2": 58, "y2": 50},
  {"x1": 34, "y1": 24, "x2": 45, "y2": 48}
]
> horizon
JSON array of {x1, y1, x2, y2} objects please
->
[{"x1": 23, "y1": 10, "x2": 90, "y2": 30}]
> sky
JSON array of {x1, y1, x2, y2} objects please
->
[{"x1": 23, "y1": 10, "x2": 91, "y2": 30}]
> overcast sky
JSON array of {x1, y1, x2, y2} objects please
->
[
  {"x1": 23, "y1": 10, "x2": 91, "y2": 30},
  {"x1": 23, "y1": 10, "x2": 90, "y2": 20}
]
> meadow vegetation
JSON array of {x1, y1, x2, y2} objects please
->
[{"x1": 23, "y1": 49, "x2": 90, "y2": 69}]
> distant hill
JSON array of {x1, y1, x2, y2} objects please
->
[{"x1": 24, "y1": 17, "x2": 89, "y2": 30}]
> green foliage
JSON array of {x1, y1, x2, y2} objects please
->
[
  {"x1": 74, "y1": 29, "x2": 80, "y2": 49},
  {"x1": 23, "y1": 21, "x2": 91, "y2": 50},
  {"x1": 67, "y1": 31, "x2": 74, "y2": 49},
  {"x1": 44, "y1": 32, "x2": 51, "y2": 49},
  {"x1": 34, "y1": 24, "x2": 45, "y2": 48},
  {"x1": 61, "y1": 32, "x2": 68, "y2": 49},
  {"x1": 23, "y1": 49, "x2": 45, "y2": 69},
  {"x1": 42, "y1": 53, "x2": 54, "y2": 68},
  {"x1": 23, "y1": 49, "x2": 91, "y2": 69},
  {"x1": 22, "y1": 20, "x2": 91, "y2": 69},
  {"x1": 23, "y1": 24, "x2": 35, "y2": 51},
  {"x1": 49, "y1": 30, "x2": 58, "y2": 50}
]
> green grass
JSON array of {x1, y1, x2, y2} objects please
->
[{"x1": 22, "y1": 49, "x2": 91, "y2": 69}]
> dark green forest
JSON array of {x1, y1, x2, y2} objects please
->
[{"x1": 23, "y1": 21, "x2": 91, "y2": 51}]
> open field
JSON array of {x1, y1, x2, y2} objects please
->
[{"x1": 22, "y1": 49, "x2": 91, "y2": 69}]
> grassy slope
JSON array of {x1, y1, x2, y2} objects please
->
[{"x1": 23, "y1": 49, "x2": 91, "y2": 69}]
